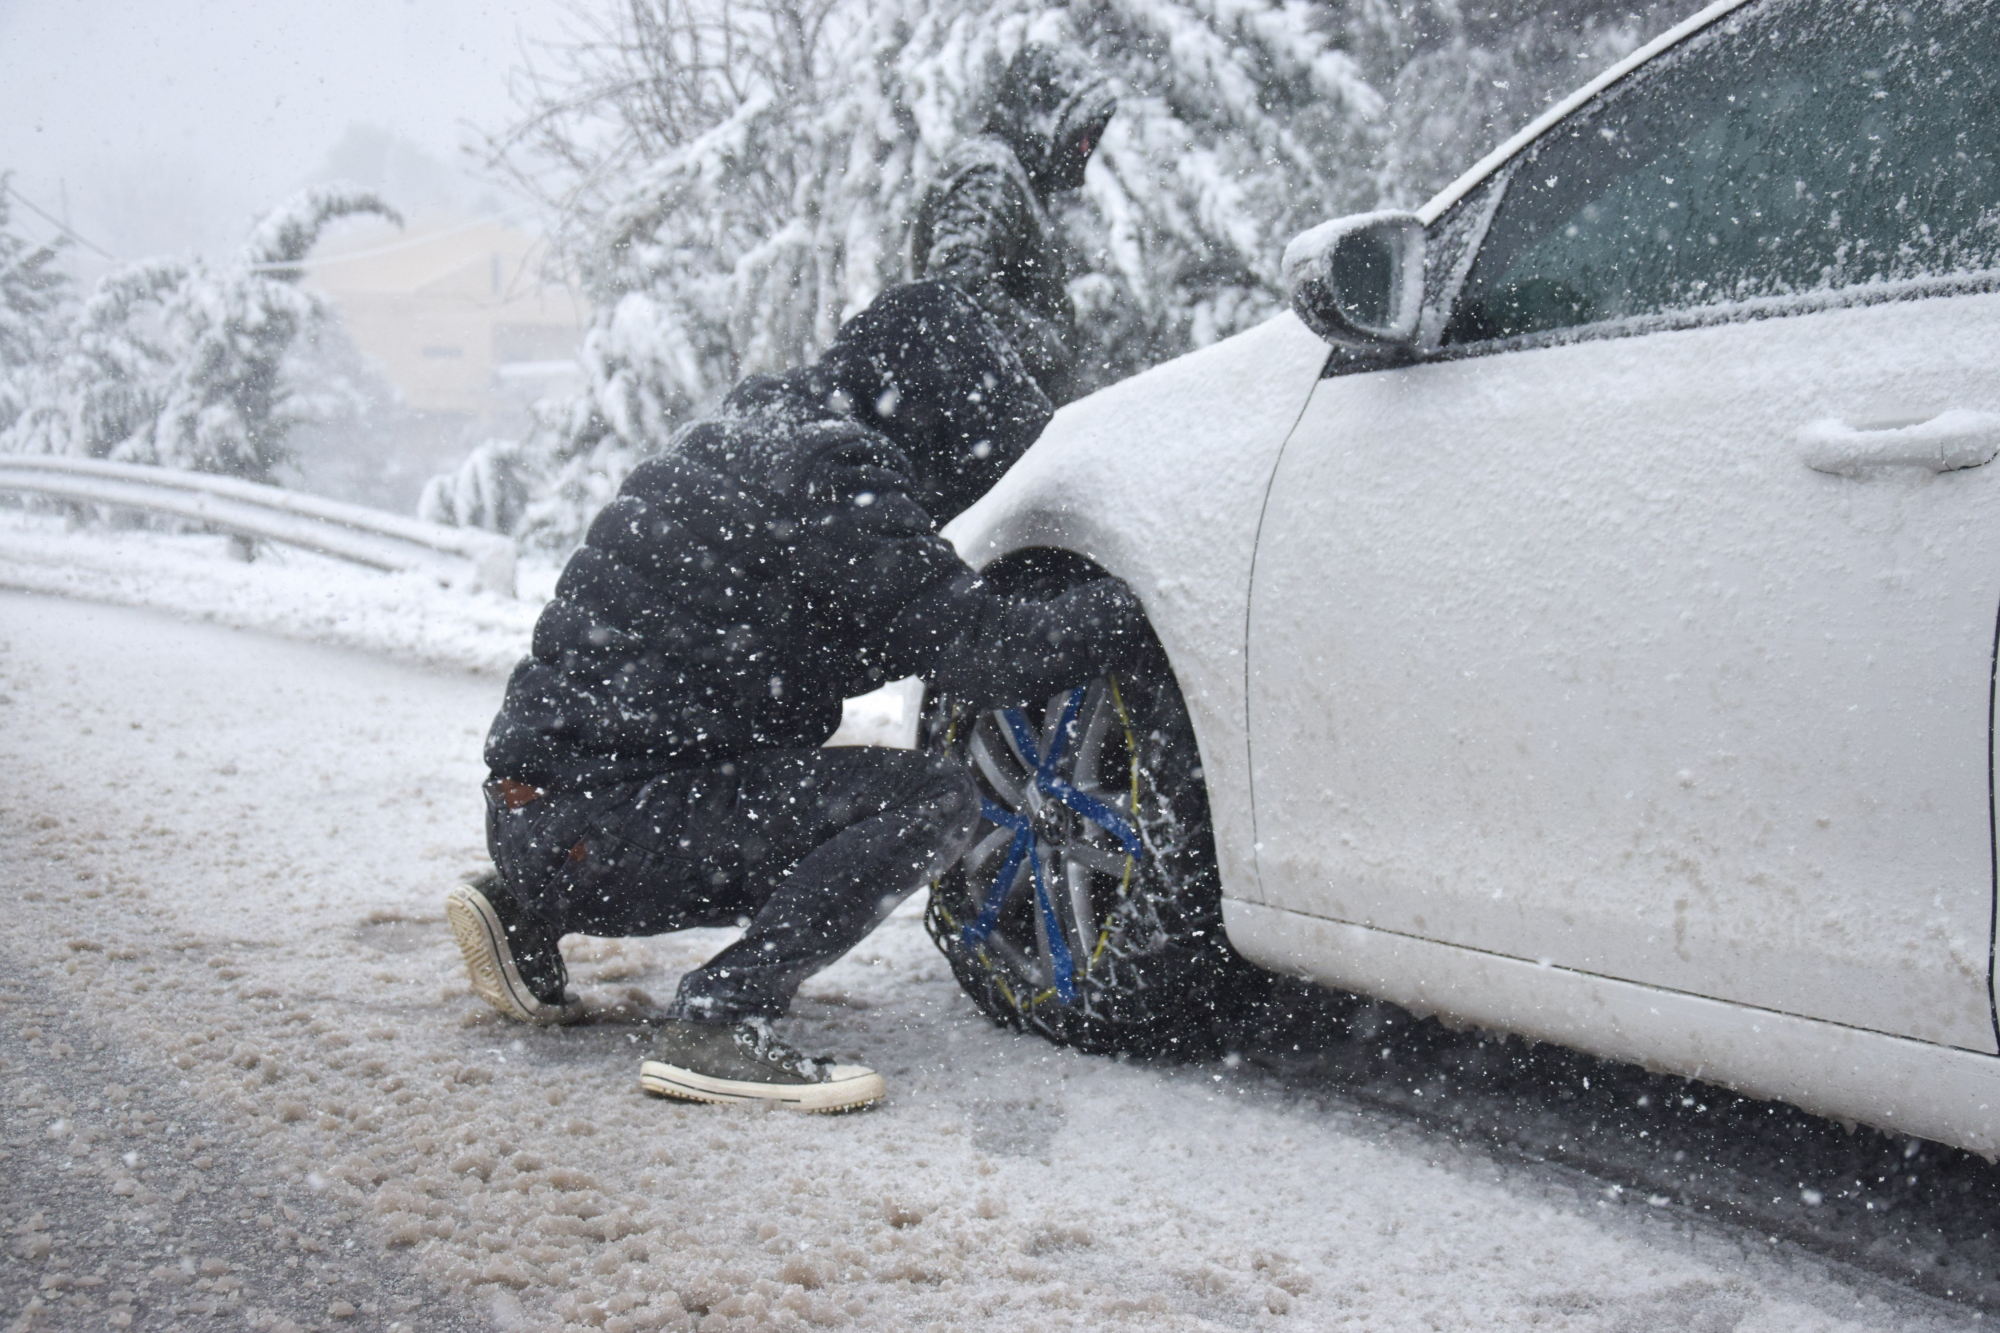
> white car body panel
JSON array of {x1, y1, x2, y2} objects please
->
[
  {"x1": 944, "y1": 312, "x2": 1333, "y2": 906},
  {"x1": 1248, "y1": 290, "x2": 2000, "y2": 1056}
]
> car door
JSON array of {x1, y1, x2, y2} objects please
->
[{"x1": 1246, "y1": 0, "x2": 2000, "y2": 1052}]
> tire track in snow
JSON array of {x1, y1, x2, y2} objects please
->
[
  {"x1": 1229, "y1": 1001, "x2": 2000, "y2": 1312},
  {"x1": 0, "y1": 947, "x2": 485, "y2": 1333}
]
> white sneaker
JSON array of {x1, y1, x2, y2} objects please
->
[
  {"x1": 639, "y1": 1019, "x2": 885, "y2": 1113},
  {"x1": 445, "y1": 878, "x2": 586, "y2": 1025}
]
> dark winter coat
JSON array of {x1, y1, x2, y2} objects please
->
[
  {"x1": 910, "y1": 44, "x2": 1116, "y2": 406},
  {"x1": 486, "y1": 283, "x2": 1147, "y2": 793}
]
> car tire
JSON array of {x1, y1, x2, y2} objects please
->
[{"x1": 921, "y1": 552, "x2": 1278, "y2": 1058}]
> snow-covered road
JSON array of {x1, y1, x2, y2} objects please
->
[{"x1": 0, "y1": 584, "x2": 1986, "y2": 1332}]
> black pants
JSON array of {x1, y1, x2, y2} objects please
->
[{"x1": 486, "y1": 747, "x2": 980, "y2": 1022}]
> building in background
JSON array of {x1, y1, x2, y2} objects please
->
[{"x1": 295, "y1": 209, "x2": 588, "y2": 511}]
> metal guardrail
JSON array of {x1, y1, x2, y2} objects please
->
[{"x1": 0, "y1": 455, "x2": 515, "y2": 596}]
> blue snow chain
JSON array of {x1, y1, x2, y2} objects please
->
[{"x1": 960, "y1": 685, "x2": 1146, "y2": 1004}]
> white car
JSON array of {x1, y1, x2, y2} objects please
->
[{"x1": 924, "y1": 0, "x2": 2000, "y2": 1157}]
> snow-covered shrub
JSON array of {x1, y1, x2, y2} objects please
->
[
  {"x1": 3, "y1": 185, "x2": 401, "y2": 485},
  {"x1": 0, "y1": 179, "x2": 73, "y2": 436},
  {"x1": 468, "y1": 0, "x2": 1669, "y2": 553},
  {"x1": 418, "y1": 436, "x2": 532, "y2": 535}
]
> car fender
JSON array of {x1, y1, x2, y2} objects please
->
[{"x1": 943, "y1": 310, "x2": 1331, "y2": 904}]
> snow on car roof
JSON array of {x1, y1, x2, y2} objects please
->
[{"x1": 1418, "y1": 0, "x2": 1761, "y2": 226}]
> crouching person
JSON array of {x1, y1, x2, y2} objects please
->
[{"x1": 447, "y1": 282, "x2": 1146, "y2": 1112}]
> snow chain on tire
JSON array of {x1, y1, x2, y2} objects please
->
[{"x1": 922, "y1": 557, "x2": 1264, "y2": 1058}]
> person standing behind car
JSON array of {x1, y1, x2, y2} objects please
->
[{"x1": 910, "y1": 41, "x2": 1115, "y2": 407}]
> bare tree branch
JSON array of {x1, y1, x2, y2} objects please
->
[{"x1": 486, "y1": 0, "x2": 842, "y2": 255}]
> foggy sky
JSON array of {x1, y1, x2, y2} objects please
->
[{"x1": 0, "y1": 0, "x2": 574, "y2": 269}]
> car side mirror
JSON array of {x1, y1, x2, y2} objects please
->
[{"x1": 1283, "y1": 211, "x2": 1426, "y2": 350}]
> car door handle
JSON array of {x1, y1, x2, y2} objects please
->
[{"x1": 1800, "y1": 410, "x2": 2000, "y2": 477}]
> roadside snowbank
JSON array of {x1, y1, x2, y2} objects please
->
[
  {"x1": 0, "y1": 508, "x2": 919, "y2": 748},
  {"x1": 0, "y1": 507, "x2": 538, "y2": 676}
]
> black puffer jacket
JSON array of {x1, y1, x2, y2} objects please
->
[
  {"x1": 910, "y1": 43, "x2": 1116, "y2": 406},
  {"x1": 486, "y1": 283, "x2": 1147, "y2": 793}
]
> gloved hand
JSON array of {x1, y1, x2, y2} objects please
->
[
  {"x1": 1054, "y1": 576, "x2": 1150, "y2": 674},
  {"x1": 919, "y1": 570, "x2": 1154, "y2": 712}
]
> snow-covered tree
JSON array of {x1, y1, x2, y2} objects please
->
[
  {"x1": 12, "y1": 258, "x2": 188, "y2": 465},
  {"x1": 0, "y1": 179, "x2": 73, "y2": 436},
  {"x1": 463, "y1": 0, "x2": 1670, "y2": 552},
  {"x1": 4, "y1": 185, "x2": 401, "y2": 484},
  {"x1": 1339, "y1": 0, "x2": 1670, "y2": 207}
]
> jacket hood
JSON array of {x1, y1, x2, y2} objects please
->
[
  {"x1": 817, "y1": 281, "x2": 1053, "y2": 524},
  {"x1": 983, "y1": 43, "x2": 1116, "y2": 197}
]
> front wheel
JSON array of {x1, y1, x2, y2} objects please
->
[{"x1": 923, "y1": 641, "x2": 1264, "y2": 1057}]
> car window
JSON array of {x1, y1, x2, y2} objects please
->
[
  {"x1": 1444, "y1": 0, "x2": 2000, "y2": 346},
  {"x1": 1418, "y1": 172, "x2": 1506, "y2": 351}
]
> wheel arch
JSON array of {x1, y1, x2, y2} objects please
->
[
  {"x1": 945, "y1": 507, "x2": 1259, "y2": 909},
  {"x1": 942, "y1": 310, "x2": 1333, "y2": 909}
]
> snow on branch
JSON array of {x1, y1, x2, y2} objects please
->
[{"x1": 242, "y1": 185, "x2": 404, "y2": 279}]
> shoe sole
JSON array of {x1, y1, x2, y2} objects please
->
[
  {"x1": 445, "y1": 884, "x2": 584, "y2": 1026},
  {"x1": 639, "y1": 1059, "x2": 886, "y2": 1113}
]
